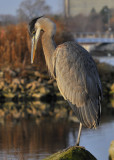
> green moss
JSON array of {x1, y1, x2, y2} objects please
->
[{"x1": 43, "y1": 146, "x2": 97, "y2": 160}]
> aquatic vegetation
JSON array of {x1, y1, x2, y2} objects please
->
[{"x1": 43, "y1": 146, "x2": 97, "y2": 160}]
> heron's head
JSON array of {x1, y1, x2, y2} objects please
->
[{"x1": 28, "y1": 16, "x2": 56, "y2": 63}]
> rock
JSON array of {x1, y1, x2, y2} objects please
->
[
  {"x1": 12, "y1": 78, "x2": 20, "y2": 85},
  {"x1": 38, "y1": 86, "x2": 50, "y2": 94},
  {"x1": 43, "y1": 146, "x2": 97, "y2": 160},
  {"x1": 26, "y1": 81, "x2": 39, "y2": 90},
  {"x1": 3, "y1": 92, "x2": 15, "y2": 99},
  {"x1": 0, "y1": 71, "x2": 4, "y2": 78},
  {"x1": 5, "y1": 68, "x2": 17, "y2": 77},
  {"x1": 34, "y1": 71, "x2": 41, "y2": 77},
  {"x1": 110, "y1": 99, "x2": 114, "y2": 108},
  {"x1": 11, "y1": 109, "x2": 21, "y2": 119},
  {"x1": 34, "y1": 71, "x2": 49, "y2": 79},
  {"x1": 0, "y1": 81, "x2": 5, "y2": 90},
  {"x1": 0, "y1": 109, "x2": 5, "y2": 117},
  {"x1": 15, "y1": 68, "x2": 21, "y2": 74},
  {"x1": 55, "y1": 108, "x2": 68, "y2": 119},
  {"x1": 19, "y1": 84, "x2": 24, "y2": 92},
  {"x1": 69, "y1": 116, "x2": 79, "y2": 123},
  {"x1": 110, "y1": 84, "x2": 114, "y2": 95},
  {"x1": 47, "y1": 79, "x2": 55, "y2": 84},
  {"x1": 20, "y1": 79, "x2": 25, "y2": 84},
  {"x1": 38, "y1": 104, "x2": 47, "y2": 111},
  {"x1": 109, "y1": 140, "x2": 114, "y2": 160},
  {"x1": 9, "y1": 84, "x2": 18, "y2": 92},
  {"x1": 3, "y1": 102, "x2": 15, "y2": 107},
  {"x1": 32, "y1": 93, "x2": 43, "y2": 99}
]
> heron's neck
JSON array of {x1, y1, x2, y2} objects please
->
[{"x1": 42, "y1": 32, "x2": 56, "y2": 76}]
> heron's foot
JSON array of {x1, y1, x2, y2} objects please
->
[
  {"x1": 76, "y1": 142, "x2": 79, "y2": 146},
  {"x1": 63, "y1": 145, "x2": 85, "y2": 152}
]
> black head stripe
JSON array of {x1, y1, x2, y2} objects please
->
[{"x1": 28, "y1": 16, "x2": 43, "y2": 36}]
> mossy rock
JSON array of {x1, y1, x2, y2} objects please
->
[
  {"x1": 43, "y1": 146, "x2": 97, "y2": 160},
  {"x1": 110, "y1": 84, "x2": 114, "y2": 94},
  {"x1": 109, "y1": 141, "x2": 114, "y2": 160}
]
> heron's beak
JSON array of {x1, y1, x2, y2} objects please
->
[{"x1": 31, "y1": 28, "x2": 41, "y2": 63}]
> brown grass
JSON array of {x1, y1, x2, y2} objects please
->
[
  {"x1": 0, "y1": 23, "x2": 30, "y2": 66},
  {"x1": 0, "y1": 18, "x2": 74, "y2": 71}
]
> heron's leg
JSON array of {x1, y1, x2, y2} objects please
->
[{"x1": 76, "y1": 123, "x2": 82, "y2": 146}]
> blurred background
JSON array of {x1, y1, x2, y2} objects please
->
[{"x1": 0, "y1": 0, "x2": 114, "y2": 160}]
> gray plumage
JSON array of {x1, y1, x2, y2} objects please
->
[
  {"x1": 53, "y1": 42, "x2": 102, "y2": 128},
  {"x1": 29, "y1": 17, "x2": 102, "y2": 131}
]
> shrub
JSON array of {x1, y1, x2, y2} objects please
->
[{"x1": 0, "y1": 18, "x2": 74, "y2": 72}]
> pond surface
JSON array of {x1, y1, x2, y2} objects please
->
[
  {"x1": 94, "y1": 56, "x2": 114, "y2": 66},
  {"x1": 0, "y1": 114, "x2": 114, "y2": 160}
]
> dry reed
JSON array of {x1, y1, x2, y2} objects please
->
[{"x1": 0, "y1": 19, "x2": 74, "y2": 71}]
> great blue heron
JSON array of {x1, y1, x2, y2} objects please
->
[{"x1": 28, "y1": 17, "x2": 102, "y2": 146}]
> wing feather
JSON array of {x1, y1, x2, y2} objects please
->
[{"x1": 53, "y1": 42, "x2": 102, "y2": 128}]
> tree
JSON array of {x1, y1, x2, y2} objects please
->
[
  {"x1": 90, "y1": 8, "x2": 96, "y2": 15},
  {"x1": 17, "y1": 0, "x2": 50, "y2": 22},
  {"x1": 100, "y1": 6, "x2": 111, "y2": 24},
  {"x1": 0, "y1": 14, "x2": 17, "y2": 25},
  {"x1": 100, "y1": 6, "x2": 112, "y2": 31}
]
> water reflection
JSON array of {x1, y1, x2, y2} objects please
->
[
  {"x1": 0, "y1": 116, "x2": 114, "y2": 160},
  {"x1": 0, "y1": 119, "x2": 73, "y2": 160}
]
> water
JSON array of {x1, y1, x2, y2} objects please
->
[
  {"x1": 0, "y1": 53, "x2": 114, "y2": 160},
  {"x1": 94, "y1": 56, "x2": 114, "y2": 66},
  {"x1": 0, "y1": 55, "x2": 114, "y2": 160},
  {"x1": 0, "y1": 115, "x2": 114, "y2": 160}
]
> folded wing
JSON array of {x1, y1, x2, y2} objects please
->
[{"x1": 53, "y1": 42, "x2": 102, "y2": 128}]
